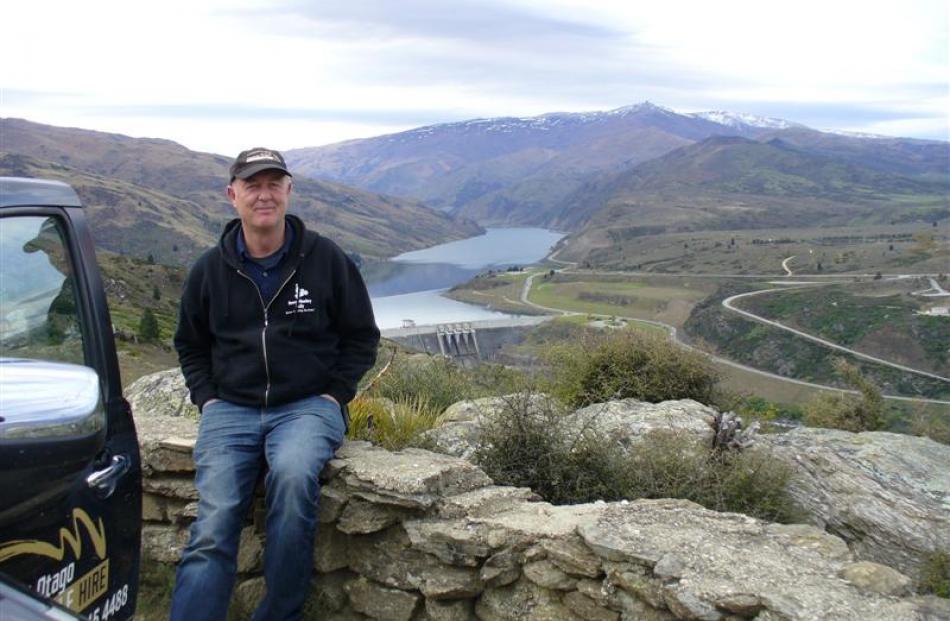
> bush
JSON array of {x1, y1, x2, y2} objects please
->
[
  {"x1": 474, "y1": 391, "x2": 800, "y2": 521},
  {"x1": 803, "y1": 359, "x2": 885, "y2": 432},
  {"x1": 542, "y1": 330, "x2": 719, "y2": 407},
  {"x1": 473, "y1": 393, "x2": 630, "y2": 505},
  {"x1": 919, "y1": 551, "x2": 950, "y2": 598}
]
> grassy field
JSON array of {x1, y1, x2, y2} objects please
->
[
  {"x1": 527, "y1": 273, "x2": 716, "y2": 328},
  {"x1": 445, "y1": 269, "x2": 543, "y2": 315}
]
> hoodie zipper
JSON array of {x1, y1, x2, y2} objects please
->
[{"x1": 236, "y1": 268, "x2": 298, "y2": 408}]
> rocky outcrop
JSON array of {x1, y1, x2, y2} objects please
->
[
  {"x1": 127, "y1": 371, "x2": 949, "y2": 620},
  {"x1": 761, "y1": 428, "x2": 950, "y2": 581}
]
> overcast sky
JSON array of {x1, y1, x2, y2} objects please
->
[{"x1": 2, "y1": 0, "x2": 947, "y2": 156}]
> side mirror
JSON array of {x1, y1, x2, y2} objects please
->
[{"x1": 0, "y1": 358, "x2": 104, "y2": 439}]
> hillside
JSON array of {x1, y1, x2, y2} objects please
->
[
  {"x1": 286, "y1": 103, "x2": 720, "y2": 223},
  {"x1": 556, "y1": 136, "x2": 950, "y2": 264},
  {"x1": 286, "y1": 103, "x2": 949, "y2": 229},
  {"x1": 0, "y1": 118, "x2": 482, "y2": 263}
]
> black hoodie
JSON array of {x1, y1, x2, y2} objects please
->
[{"x1": 174, "y1": 215, "x2": 379, "y2": 411}]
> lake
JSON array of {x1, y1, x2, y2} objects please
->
[{"x1": 364, "y1": 228, "x2": 564, "y2": 329}]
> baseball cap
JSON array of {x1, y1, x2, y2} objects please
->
[{"x1": 229, "y1": 147, "x2": 293, "y2": 181}]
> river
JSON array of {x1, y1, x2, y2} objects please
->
[{"x1": 363, "y1": 228, "x2": 563, "y2": 329}]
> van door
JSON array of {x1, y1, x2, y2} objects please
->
[{"x1": 0, "y1": 205, "x2": 142, "y2": 621}]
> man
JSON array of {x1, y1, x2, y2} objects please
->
[{"x1": 170, "y1": 148, "x2": 379, "y2": 621}]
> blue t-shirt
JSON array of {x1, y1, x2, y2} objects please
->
[{"x1": 236, "y1": 223, "x2": 295, "y2": 304}]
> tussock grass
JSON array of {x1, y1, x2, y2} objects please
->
[{"x1": 347, "y1": 395, "x2": 445, "y2": 451}]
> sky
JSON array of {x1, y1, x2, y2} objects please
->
[{"x1": 2, "y1": 0, "x2": 948, "y2": 156}]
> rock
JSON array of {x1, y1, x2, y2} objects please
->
[
  {"x1": 337, "y1": 497, "x2": 414, "y2": 534},
  {"x1": 417, "y1": 564, "x2": 483, "y2": 600},
  {"x1": 541, "y1": 537, "x2": 603, "y2": 578},
  {"x1": 345, "y1": 576, "x2": 420, "y2": 621},
  {"x1": 347, "y1": 526, "x2": 440, "y2": 590},
  {"x1": 314, "y1": 527, "x2": 352, "y2": 573},
  {"x1": 563, "y1": 591, "x2": 619, "y2": 621},
  {"x1": 438, "y1": 486, "x2": 540, "y2": 519},
  {"x1": 141, "y1": 523, "x2": 189, "y2": 564},
  {"x1": 128, "y1": 369, "x2": 201, "y2": 476},
  {"x1": 523, "y1": 560, "x2": 578, "y2": 591},
  {"x1": 306, "y1": 570, "x2": 355, "y2": 615},
  {"x1": 575, "y1": 579, "x2": 609, "y2": 607},
  {"x1": 424, "y1": 598, "x2": 475, "y2": 621},
  {"x1": 480, "y1": 550, "x2": 523, "y2": 588},
  {"x1": 334, "y1": 444, "x2": 492, "y2": 510},
  {"x1": 233, "y1": 577, "x2": 266, "y2": 620},
  {"x1": 578, "y1": 500, "x2": 925, "y2": 620},
  {"x1": 237, "y1": 526, "x2": 264, "y2": 573},
  {"x1": 126, "y1": 367, "x2": 199, "y2": 419},
  {"x1": 143, "y1": 474, "x2": 198, "y2": 501},
  {"x1": 563, "y1": 399, "x2": 715, "y2": 452},
  {"x1": 763, "y1": 428, "x2": 950, "y2": 580},
  {"x1": 608, "y1": 589, "x2": 676, "y2": 621},
  {"x1": 475, "y1": 577, "x2": 582, "y2": 621},
  {"x1": 406, "y1": 502, "x2": 606, "y2": 568},
  {"x1": 319, "y1": 484, "x2": 349, "y2": 524},
  {"x1": 840, "y1": 561, "x2": 912, "y2": 596}
]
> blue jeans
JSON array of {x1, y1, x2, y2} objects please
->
[{"x1": 169, "y1": 395, "x2": 346, "y2": 621}]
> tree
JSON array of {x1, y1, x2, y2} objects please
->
[
  {"x1": 138, "y1": 309, "x2": 160, "y2": 343},
  {"x1": 146, "y1": 253, "x2": 156, "y2": 265},
  {"x1": 152, "y1": 285, "x2": 161, "y2": 300}
]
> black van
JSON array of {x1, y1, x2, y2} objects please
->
[{"x1": 0, "y1": 178, "x2": 142, "y2": 620}]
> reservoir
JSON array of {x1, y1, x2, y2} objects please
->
[{"x1": 364, "y1": 228, "x2": 563, "y2": 329}]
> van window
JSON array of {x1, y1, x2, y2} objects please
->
[{"x1": 0, "y1": 216, "x2": 85, "y2": 365}]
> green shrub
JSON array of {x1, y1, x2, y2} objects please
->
[
  {"x1": 138, "y1": 308, "x2": 160, "y2": 343},
  {"x1": 474, "y1": 391, "x2": 799, "y2": 521},
  {"x1": 803, "y1": 359, "x2": 885, "y2": 432},
  {"x1": 542, "y1": 330, "x2": 719, "y2": 407},
  {"x1": 473, "y1": 392, "x2": 630, "y2": 504},
  {"x1": 919, "y1": 551, "x2": 950, "y2": 598},
  {"x1": 347, "y1": 395, "x2": 444, "y2": 451}
]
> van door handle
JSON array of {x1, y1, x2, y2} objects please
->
[{"x1": 86, "y1": 454, "x2": 131, "y2": 498}]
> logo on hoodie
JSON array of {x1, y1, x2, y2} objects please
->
[{"x1": 286, "y1": 283, "x2": 315, "y2": 315}]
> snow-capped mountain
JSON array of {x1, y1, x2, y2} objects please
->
[
  {"x1": 285, "y1": 102, "x2": 947, "y2": 226},
  {"x1": 690, "y1": 110, "x2": 803, "y2": 131}
]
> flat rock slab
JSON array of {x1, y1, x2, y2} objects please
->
[
  {"x1": 578, "y1": 499, "x2": 923, "y2": 621},
  {"x1": 334, "y1": 443, "x2": 492, "y2": 510}
]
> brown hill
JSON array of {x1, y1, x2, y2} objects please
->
[
  {"x1": 556, "y1": 136, "x2": 950, "y2": 263},
  {"x1": 0, "y1": 118, "x2": 482, "y2": 263}
]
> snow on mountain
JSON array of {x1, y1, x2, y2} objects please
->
[
  {"x1": 691, "y1": 111, "x2": 802, "y2": 130},
  {"x1": 388, "y1": 102, "x2": 682, "y2": 142}
]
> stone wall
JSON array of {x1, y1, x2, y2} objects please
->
[{"x1": 130, "y1": 372, "x2": 949, "y2": 621}]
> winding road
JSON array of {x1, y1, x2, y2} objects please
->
[{"x1": 516, "y1": 258, "x2": 950, "y2": 405}]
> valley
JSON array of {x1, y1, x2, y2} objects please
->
[{"x1": 3, "y1": 106, "x2": 947, "y2": 420}]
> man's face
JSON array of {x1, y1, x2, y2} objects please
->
[{"x1": 226, "y1": 169, "x2": 292, "y2": 233}]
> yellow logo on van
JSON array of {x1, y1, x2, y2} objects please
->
[{"x1": 0, "y1": 507, "x2": 106, "y2": 562}]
